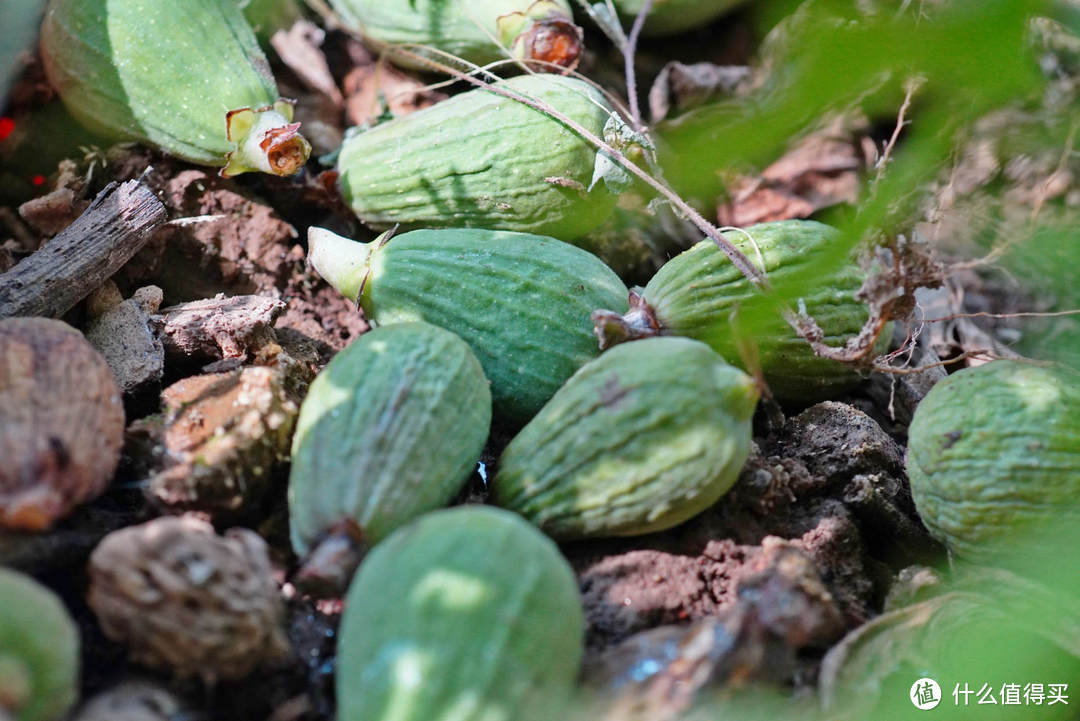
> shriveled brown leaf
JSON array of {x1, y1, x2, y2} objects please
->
[
  {"x1": 342, "y1": 43, "x2": 447, "y2": 127},
  {"x1": 270, "y1": 21, "x2": 343, "y2": 106},
  {"x1": 719, "y1": 119, "x2": 868, "y2": 226},
  {"x1": 648, "y1": 62, "x2": 751, "y2": 123}
]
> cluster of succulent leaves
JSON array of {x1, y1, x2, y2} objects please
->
[{"x1": 311, "y1": 0, "x2": 1080, "y2": 714}]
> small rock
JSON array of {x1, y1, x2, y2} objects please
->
[
  {"x1": 85, "y1": 279, "x2": 125, "y2": 318},
  {"x1": 769, "y1": 402, "x2": 934, "y2": 562},
  {"x1": 0, "y1": 245, "x2": 14, "y2": 273},
  {"x1": 739, "y1": 537, "x2": 846, "y2": 649},
  {"x1": 777, "y1": 402, "x2": 906, "y2": 483},
  {"x1": 87, "y1": 516, "x2": 290, "y2": 683},
  {"x1": 577, "y1": 528, "x2": 857, "y2": 652},
  {"x1": 0, "y1": 318, "x2": 124, "y2": 531},
  {"x1": 585, "y1": 541, "x2": 844, "y2": 720},
  {"x1": 842, "y1": 472, "x2": 937, "y2": 560},
  {"x1": 128, "y1": 363, "x2": 300, "y2": 518},
  {"x1": 84, "y1": 285, "x2": 165, "y2": 396},
  {"x1": 17, "y1": 186, "x2": 89, "y2": 236},
  {"x1": 69, "y1": 679, "x2": 187, "y2": 721},
  {"x1": 157, "y1": 294, "x2": 286, "y2": 366}
]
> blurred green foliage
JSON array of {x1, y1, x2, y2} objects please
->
[
  {"x1": 0, "y1": 0, "x2": 47, "y2": 103},
  {"x1": 652, "y1": 0, "x2": 1080, "y2": 367},
  {"x1": 997, "y1": 224, "x2": 1080, "y2": 368},
  {"x1": 238, "y1": 0, "x2": 305, "y2": 44},
  {"x1": 819, "y1": 513, "x2": 1080, "y2": 721}
]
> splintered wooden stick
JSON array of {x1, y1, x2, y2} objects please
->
[{"x1": 0, "y1": 180, "x2": 167, "y2": 319}]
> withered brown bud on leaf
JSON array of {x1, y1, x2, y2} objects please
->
[
  {"x1": 0, "y1": 317, "x2": 124, "y2": 531},
  {"x1": 87, "y1": 516, "x2": 290, "y2": 683}
]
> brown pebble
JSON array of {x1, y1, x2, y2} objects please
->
[
  {"x1": 87, "y1": 516, "x2": 290, "y2": 683},
  {"x1": 0, "y1": 317, "x2": 124, "y2": 530}
]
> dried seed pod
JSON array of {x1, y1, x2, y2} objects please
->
[
  {"x1": 41, "y1": 0, "x2": 311, "y2": 176},
  {"x1": 0, "y1": 317, "x2": 124, "y2": 531},
  {"x1": 331, "y1": 0, "x2": 583, "y2": 71},
  {"x1": 337, "y1": 506, "x2": 584, "y2": 721},
  {"x1": 493, "y1": 337, "x2": 758, "y2": 539},
  {"x1": 68, "y1": 680, "x2": 184, "y2": 721},
  {"x1": 0, "y1": 568, "x2": 80, "y2": 721},
  {"x1": 87, "y1": 516, "x2": 289, "y2": 683}
]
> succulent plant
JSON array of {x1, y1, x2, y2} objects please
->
[
  {"x1": 337, "y1": 506, "x2": 584, "y2": 721},
  {"x1": 821, "y1": 570, "x2": 1080, "y2": 720},
  {"x1": 331, "y1": 0, "x2": 583, "y2": 71},
  {"x1": 493, "y1": 336, "x2": 758, "y2": 538},
  {"x1": 592, "y1": 220, "x2": 888, "y2": 402},
  {"x1": 907, "y1": 359, "x2": 1080, "y2": 562},
  {"x1": 335, "y1": 73, "x2": 624, "y2": 239},
  {"x1": 0, "y1": 568, "x2": 79, "y2": 721},
  {"x1": 238, "y1": 0, "x2": 304, "y2": 43},
  {"x1": 41, "y1": 0, "x2": 311, "y2": 176},
  {"x1": 308, "y1": 226, "x2": 628, "y2": 423},
  {"x1": 289, "y1": 322, "x2": 491, "y2": 593}
]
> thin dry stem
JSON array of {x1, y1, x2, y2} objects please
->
[
  {"x1": 872, "y1": 349, "x2": 1007, "y2": 375},
  {"x1": 951, "y1": 233, "x2": 1023, "y2": 270},
  {"x1": 385, "y1": 45, "x2": 770, "y2": 288},
  {"x1": 337, "y1": 35, "x2": 930, "y2": 371},
  {"x1": 623, "y1": 0, "x2": 655, "y2": 131},
  {"x1": 873, "y1": 77, "x2": 922, "y2": 187},
  {"x1": 1030, "y1": 117, "x2": 1078, "y2": 223},
  {"x1": 921, "y1": 309, "x2": 1080, "y2": 323}
]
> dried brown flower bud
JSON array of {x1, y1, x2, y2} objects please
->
[
  {"x1": 0, "y1": 317, "x2": 124, "y2": 531},
  {"x1": 87, "y1": 516, "x2": 289, "y2": 683}
]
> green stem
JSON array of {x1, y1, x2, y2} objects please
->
[{"x1": 307, "y1": 227, "x2": 387, "y2": 302}]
